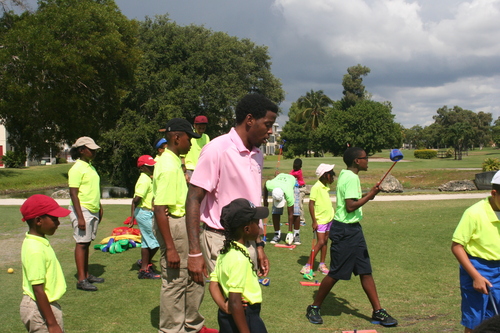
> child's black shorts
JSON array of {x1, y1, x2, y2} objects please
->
[
  {"x1": 327, "y1": 220, "x2": 372, "y2": 280},
  {"x1": 218, "y1": 303, "x2": 267, "y2": 333}
]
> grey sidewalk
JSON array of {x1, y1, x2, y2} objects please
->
[{"x1": 0, "y1": 192, "x2": 490, "y2": 206}]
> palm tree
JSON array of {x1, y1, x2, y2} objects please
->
[{"x1": 296, "y1": 90, "x2": 333, "y2": 130}]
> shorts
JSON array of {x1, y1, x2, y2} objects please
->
[
  {"x1": 217, "y1": 303, "x2": 267, "y2": 333},
  {"x1": 460, "y1": 255, "x2": 500, "y2": 329},
  {"x1": 69, "y1": 205, "x2": 99, "y2": 243},
  {"x1": 20, "y1": 295, "x2": 63, "y2": 333},
  {"x1": 317, "y1": 220, "x2": 333, "y2": 233},
  {"x1": 134, "y1": 208, "x2": 159, "y2": 249},
  {"x1": 272, "y1": 187, "x2": 300, "y2": 216},
  {"x1": 328, "y1": 220, "x2": 372, "y2": 280}
]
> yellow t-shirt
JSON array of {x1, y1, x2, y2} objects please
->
[
  {"x1": 22, "y1": 233, "x2": 66, "y2": 302},
  {"x1": 134, "y1": 172, "x2": 154, "y2": 210},
  {"x1": 210, "y1": 242, "x2": 262, "y2": 304},
  {"x1": 152, "y1": 149, "x2": 187, "y2": 217},
  {"x1": 184, "y1": 133, "x2": 210, "y2": 170},
  {"x1": 452, "y1": 197, "x2": 500, "y2": 260},
  {"x1": 68, "y1": 159, "x2": 100, "y2": 213},
  {"x1": 310, "y1": 180, "x2": 334, "y2": 225}
]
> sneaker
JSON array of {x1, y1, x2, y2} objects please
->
[
  {"x1": 318, "y1": 263, "x2": 329, "y2": 275},
  {"x1": 293, "y1": 234, "x2": 301, "y2": 245},
  {"x1": 87, "y1": 274, "x2": 105, "y2": 283},
  {"x1": 300, "y1": 220, "x2": 306, "y2": 226},
  {"x1": 306, "y1": 305, "x2": 323, "y2": 324},
  {"x1": 372, "y1": 308, "x2": 398, "y2": 327},
  {"x1": 147, "y1": 264, "x2": 160, "y2": 275},
  {"x1": 300, "y1": 264, "x2": 311, "y2": 275},
  {"x1": 136, "y1": 259, "x2": 142, "y2": 267},
  {"x1": 270, "y1": 234, "x2": 281, "y2": 244},
  {"x1": 198, "y1": 326, "x2": 219, "y2": 333},
  {"x1": 77, "y1": 279, "x2": 98, "y2": 291},
  {"x1": 138, "y1": 269, "x2": 161, "y2": 279},
  {"x1": 285, "y1": 232, "x2": 294, "y2": 245}
]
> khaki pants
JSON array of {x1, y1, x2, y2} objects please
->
[
  {"x1": 200, "y1": 226, "x2": 258, "y2": 274},
  {"x1": 156, "y1": 216, "x2": 205, "y2": 333},
  {"x1": 20, "y1": 295, "x2": 64, "y2": 333},
  {"x1": 299, "y1": 186, "x2": 306, "y2": 222}
]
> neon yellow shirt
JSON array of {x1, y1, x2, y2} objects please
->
[
  {"x1": 210, "y1": 242, "x2": 262, "y2": 304},
  {"x1": 310, "y1": 180, "x2": 334, "y2": 225},
  {"x1": 334, "y1": 169, "x2": 363, "y2": 224},
  {"x1": 68, "y1": 159, "x2": 100, "y2": 213},
  {"x1": 134, "y1": 172, "x2": 154, "y2": 210},
  {"x1": 265, "y1": 173, "x2": 297, "y2": 207},
  {"x1": 452, "y1": 198, "x2": 500, "y2": 260},
  {"x1": 184, "y1": 133, "x2": 210, "y2": 170},
  {"x1": 22, "y1": 233, "x2": 66, "y2": 302},
  {"x1": 153, "y1": 149, "x2": 187, "y2": 217}
]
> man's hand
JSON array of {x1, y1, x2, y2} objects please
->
[
  {"x1": 188, "y1": 255, "x2": 208, "y2": 285},
  {"x1": 166, "y1": 248, "x2": 180, "y2": 269},
  {"x1": 257, "y1": 247, "x2": 270, "y2": 277}
]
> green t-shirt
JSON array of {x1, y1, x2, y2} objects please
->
[
  {"x1": 310, "y1": 180, "x2": 334, "y2": 225},
  {"x1": 68, "y1": 159, "x2": 101, "y2": 213},
  {"x1": 134, "y1": 172, "x2": 154, "y2": 210},
  {"x1": 152, "y1": 149, "x2": 187, "y2": 217},
  {"x1": 265, "y1": 173, "x2": 297, "y2": 207},
  {"x1": 184, "y1": 133, "x2": 210, "y2": 170},
  {"x1": 22, "y1": 233, "x2": 66, "y2": 302},
  {"x1": 334, "y1": 169, "x2": 363, "y2": 224},
  {"x1": 452, "y1": 197, "x2": 500, "y2": 260},
  {"x1": 210, "y1": 242, "x2": 262, "y2": 304}
]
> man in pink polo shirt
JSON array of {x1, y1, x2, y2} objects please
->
[{"x1": 186, "y1": 93, "x2": 278, "y2": 284}]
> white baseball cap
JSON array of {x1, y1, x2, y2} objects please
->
[
  {"x1": 272, "y1": 188, "x2": 286, "y2": 208},
  {"x1": 315, "y1": 163, "x2": 335, "y2": 177},
  {"x1": 491, "y1": 170, "x2": 500, "y2": 185}
]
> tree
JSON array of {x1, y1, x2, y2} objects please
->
[
  {"x1": 432, "y1": 106, "x2": 491, "y2": 159},
  {"x1": 0, "y1": 0, "x2": 140, "y2": 158},
  {"x1": 296, "y1": 89, "x2": 333, "y2": 130},
  {"x1": 340, "y1": 64, "x2": 371, "y2": 109},
  {"x1": 97, "y1": 15, "x2": 285, "y2": 191},
  {"x1": 317, "y1": 100, "x2": 401, "y2": 156},
  {"x1": 281, "y1": 102, "x2": 309, "y2": 158},
  {"x1": 492, "y1": 117, "x2": 500, "y2": 147}
]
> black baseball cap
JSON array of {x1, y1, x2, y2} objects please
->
[
  {"x1": 163, "y1": 118, "x2": 201, "y2": 138},
  {"x1": 221, "y1": 198, "x2": 269, "y2": 229}
]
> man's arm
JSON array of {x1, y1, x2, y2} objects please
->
[
  {"x1": 154, "y1": 205, "x2": 180, "y2": 269},
  {"x1": 345, "y1": 185, "x2": 380, "y2": 213},
  {"x1": 32, "y1": 284, "x2": 63, "y2": 333},
  {"x1": 186, "y1": 184, "x2": 208, "y2": 284},
  {"x1": 451, "y1": 241, "x2": 491, "y2": 294}
]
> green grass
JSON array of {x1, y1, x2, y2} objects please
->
[
  {"x1": 0, "y1": 164, "x2": 72, "y2": 195},
  {"x1": 1, "y1": 200, "x2": 477, "y2": 332}
]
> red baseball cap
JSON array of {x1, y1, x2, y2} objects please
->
[
  {"x1": 20, "y1": 194, "x2": 71, "y2": 222},
  {"x1": 194, "y1": 115, "x2": 208, "y2": 124},
  {"x1": 137, "y1": 155, "x2": 156, "y2": 167}
]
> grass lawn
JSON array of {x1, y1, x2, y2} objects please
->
[{"x1": 0, "y1": 199, "x2": 477, "y2": 332}]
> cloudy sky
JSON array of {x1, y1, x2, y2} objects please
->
[{"x1": 34, "y1": 0, "x2": 500, "y2": 128}]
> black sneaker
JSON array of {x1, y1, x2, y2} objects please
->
[
  {"x1": 372, "y1": 308, "x2": 398, "y2": 327},
  {"x1": 138, "y1": 269, "x2": 161, "y2": 279},
  {"x1": 87, "y1": 274, "x2": 105, "y2": 283},
  {"x1": 77, "y1": 279, "x2": 98, "y2": 291},
  {"x1": 270, "y1": 234, "x2": 281, "y2": 244},
  {"x1": 306, "y1": 305, "x2": 323, "y2": 324}
]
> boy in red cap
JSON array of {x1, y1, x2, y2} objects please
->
[
  {"x1": 184, "y1": 115, "x2": 210, "y2": 182},
  {"x1": 19, "y1": 194, "x2": 71, "y2": 333},
  {"x1": 130, "y1": 155, "x2": 160, "y2": 279}
]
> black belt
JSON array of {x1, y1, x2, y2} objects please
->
[{"x1": 202, "y1": 223, "x2": 225, "y2": 235}]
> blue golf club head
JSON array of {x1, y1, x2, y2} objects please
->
[{"x1": 390, "y1": 149, "x2": 403, "y2": 162}]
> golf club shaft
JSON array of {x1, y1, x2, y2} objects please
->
[
  {"x1": 377, "y1": 161, "x2": 398, "y2": 186},
  {"x1": 308, "y1": 231, "x2": 317, "y2": 267},
  {"x1": 488, "y1": 286, "x2": 499, "y2": 315}
]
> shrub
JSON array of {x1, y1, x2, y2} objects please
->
[
  {"x1": 482, "y1": 158, "x2": 500, "y2": 172},
  {"x1": 414, "y1": 149, "x2": 437, "y2": 159},
  {"x1": 1, "y1": 150, "x2": 26, "y2": 168},
  {"x1": 56, "y1": 157, "x2": 67, "y2": 164}
]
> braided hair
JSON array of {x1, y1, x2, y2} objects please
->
[{"x1": 220, "y1": 216, "x2": 254, "y2": 268}]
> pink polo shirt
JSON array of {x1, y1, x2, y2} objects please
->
[{"x1": 190, "y1": 128, "x2": 263, "y2": 230}]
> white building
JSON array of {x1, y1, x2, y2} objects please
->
[
  {"x1": 262, "y1": 123, "x2": 281, "y2": 155},
  {"x1": 0, "y1": 124, "x2": 13, "y2": 168}
]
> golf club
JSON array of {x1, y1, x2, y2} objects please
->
[
  {"x1": 487, "y1": 285, "x2": 499, "y2": 315},
  {"x1": 303, "y1": 231, "x2": 317, "y2": 280},
  {"x1": 377, "y1": 149, "x2": 404, "y2": 186}
]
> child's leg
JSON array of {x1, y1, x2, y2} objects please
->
[
  {"x1": 75, "y1": 242, "x2": 90, "y2": 281},
  {"x1": 360, "y1": 274, "x2": 382, "y2": 311},
  {"x1": 317, "y1": 233, "x2": 328, "y2": 264},
  {"x1": 312, "y1": 275, "x2": 338, "y2": 307},
  {"x1": 272, "y1": 214, "x2": 281, "y2": 233}
]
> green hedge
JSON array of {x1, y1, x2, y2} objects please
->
[{"x1": 414, "y1": 149, "x2": 437, "y2": 159}]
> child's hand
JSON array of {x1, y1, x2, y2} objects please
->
[
  {"x1": 312, "y1": 221, "x2": 318, "y2": 231},
  {"x1": 128, "y1": 217, "x2": 135, "y2": 227},
  {"x1": 473, "y1": 276, "x2": 492, "y2": 294}
]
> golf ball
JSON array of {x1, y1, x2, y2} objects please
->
[{"x1": 7, "y1": 268, "x2": 14, "y2": 274}]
